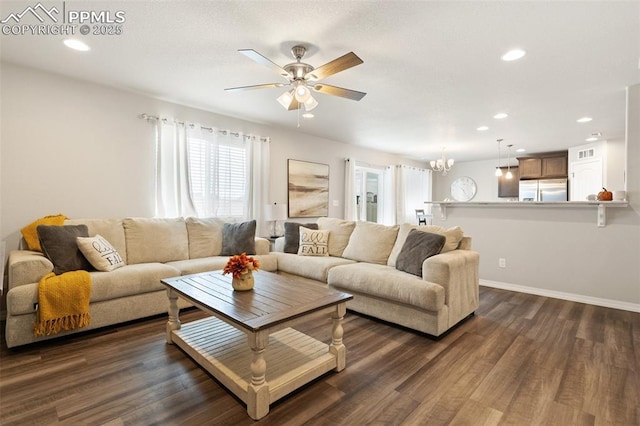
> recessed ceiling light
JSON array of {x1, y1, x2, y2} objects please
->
[
  {"x1": 476, "y1": 126, "x2": 489, "y2": 131},
  {"x1": 516, "y1": 148, "x2": 526, "y2": 153},
  {"x1": 493, "y1": 113, "x2": 508, "y2": 119},
  {"x1": 501, "y1": 49, "x2": 526, "y2": 61},
  {"x1": 585, "y1": 137, "x2": 598, "y2": 142},
  {"x1": 64, "y1": 39, "x2": 90, "y2": 51},
  {"x1": 577, "y1": 117, "x2": 593, "y2": 123},
  {"x1": 302, "y1": 113, "x2": 314, "y2": 119}
]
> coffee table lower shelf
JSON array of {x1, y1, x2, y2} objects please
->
[{"x1": 171, "y1": 316, "x2": 338, "y2": 409}]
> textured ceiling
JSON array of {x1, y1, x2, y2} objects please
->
[{"x1": 1, "y1": 1, "x2": 639, "y2": 162}]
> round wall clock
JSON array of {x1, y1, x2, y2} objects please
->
[{"x1": 450, "y1": 176, "x2": 477, "y2": 202}]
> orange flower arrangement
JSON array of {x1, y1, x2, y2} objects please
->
[{"x1": 223, "y1": 253, "x2": 260, "y2": 279}]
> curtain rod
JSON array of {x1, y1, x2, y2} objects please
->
[{"x1": 138, "y1": 113, "x2": 270, "y2": 142}]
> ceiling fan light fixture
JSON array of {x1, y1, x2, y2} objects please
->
[
  {"x1": 303, "y1": 95, "x2": 318, "y2": 111},
  {"x1": 294, "y1": 81, "x2": 311, "y2": 102},
  {"x1": 277, "y1": 90, "x2": 294, "y2": 109}
]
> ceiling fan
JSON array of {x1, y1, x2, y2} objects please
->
[{"x1": 225, "y1": 45, "x2": 366, "y2": 112}]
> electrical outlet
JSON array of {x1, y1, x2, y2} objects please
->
[{"x1": 499, "y1": 258, "x2": 506, "y2": 268}]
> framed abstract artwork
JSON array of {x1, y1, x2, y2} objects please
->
[{"x1": 287, "y1": 159, "x2": 330, "y2": 218}]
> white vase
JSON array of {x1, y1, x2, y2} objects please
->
[{"x1": 232, "y1": 271, "x2": 254, "y2": 291}]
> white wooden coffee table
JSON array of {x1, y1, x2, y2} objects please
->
[{"x1": 161, "y1": 270, "x2": 353, "y2": 420}]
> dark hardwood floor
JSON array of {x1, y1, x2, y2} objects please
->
[{"x1": 1, "y1": 287, "x2": 638, "y2": 425}]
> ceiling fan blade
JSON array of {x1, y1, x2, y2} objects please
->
[
  {"x1": 238, "y1": 49, "x2": 292, "y2": 79},
  {"x1": 225, "y1": 83, "x2": 287, "y2": 92},
  {"x1": 305, "y1": 52, "x2": 363, "y2": 81},
  {"x1": 312, "y1": 84, "x2": 367, "y2": 101}
]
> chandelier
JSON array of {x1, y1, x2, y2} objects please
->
[{"x1": 430, "y1": 148, "x2": 454, "y2": 175}]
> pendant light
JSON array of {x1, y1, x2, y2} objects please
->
[
  {"x1": 505, "y1": 144, "x2": 513, "y2": 179},
  {"x1": 495, "y1": 139, "x2": 503, "y2": 177}
]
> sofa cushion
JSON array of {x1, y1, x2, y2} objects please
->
[
  {"x1": 21, "y1": 214, "x2": 67, "y2": 252},
  {"x1": 284, "y1": 222, "x2": 318, "y2": 253},
  {"x1": 124, "y1": 218, "x2": 189, "y2": 264},
  {"x1": 396, "y1": 230, "x2": 445, "y2": 277},
  {"x1": 274, "y1": 252, "x2": 356, "y2": 282},
  {"x1": 185, "y1": 217, "x2": 225, "y2": 258},
  {"x1": 6, "y1": 263, "x2": 181, "y2": 315},
  {"x1": 298, "y1": 227, "x2": 330, "y2": 256},
  {"x1": 90, "y1": 263, "x2": 180, "y2": 302},
  {"x1": 424, "y1": 225, "x2": 464, "y2": 253},
  {"x1": 37, "y1": 224, "x2": 93, "y2": 275},
  {"x1": 317, "y1": 217, "x2": 355, "y2": 257},
  {"x1": 167, "y1": 254, "x2": 278, "y2": 276},
  {"x1": 342, "y1": 221, "x2": 399, "y2": 265},
  {"x1": 388, "y1": 223, "x2": 464, "y2": 267},
  {"x1": 327, "y1": 263, "x2": 445, "y2": 311},
  {"x1": 65, "y1": 218, "x2": 127, "y2": 262},
  {"x1": 221, "y1": 220, "x2": 256, "y2": 255},
  {"x1": 76, "y1": 234, "x2": 126, "y2": 272}
]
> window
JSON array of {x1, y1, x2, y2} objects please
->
[
  {"x1": 154, "y1": 118, "x2": 268, "y2": 225},
  {"x1": 187, "y1": 132, "x2": 248, "y2": 218}
]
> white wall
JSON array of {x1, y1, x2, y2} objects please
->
[
  {"x1": 0, "y1": 62, "x2": 423, "y2": 254},
  {"x1": 2, "y1": 62, "x2": 637, "y2": 310},
  {"x1": 429, "y1": 85, "x2": 640, "y2": 309}
]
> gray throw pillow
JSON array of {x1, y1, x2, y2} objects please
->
[
  {"x1": 284, "y1": 222, "x2": 318, "y2": 253},
  {"x1": 221, "y1": 220, "x2": 257, "y2": 255},
  {"x1": 37, "y1": 224, "x2": 94, "y2": 275},
  {"x1": 396, "y1": 229, "x2": 446, "y2": 277}
]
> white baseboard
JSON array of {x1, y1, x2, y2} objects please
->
[{"x1": 480, "y1": 279, "x2": 640, "y2": 313}]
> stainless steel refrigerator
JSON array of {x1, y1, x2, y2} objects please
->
[{"x1": 519, "y1": 179, "x2": 568, "y2": 201}]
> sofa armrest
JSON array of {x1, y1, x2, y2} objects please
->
[
  {"x1": 8, "y1": 250, "x2": 54, "y2": 289},
  {"x1": 255, "y1": 237, "x2": 270, "y2": 255},
  {"x1": 422, "y1": 249, "x2": 479, "y2": 319}
]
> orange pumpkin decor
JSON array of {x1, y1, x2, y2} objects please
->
[{"x1": 597, "y1": 187, "x2": 613, "y2": 201}]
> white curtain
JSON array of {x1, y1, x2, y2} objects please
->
[
  {"x1": 155, "y1": 118, "x2": 197, "y2": 217},
  {"x1": 395, "y1": 165, "x2": 432, "y2": 225},
  {"x1": 344, "y1": 158, "x2": 357, "y2": 220},
  {"x1": 382, "y1": 166, "x2": 395, "y2": 225},
  {"x1": 248, "y1": 135, "x2": 270, "y2": 237}
]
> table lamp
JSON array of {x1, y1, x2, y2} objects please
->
[{"x1": 265, "y1": 203, "x2": 287, "y2": 238}]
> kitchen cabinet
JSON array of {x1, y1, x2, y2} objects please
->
[
  {"x1": 498, "y1": 166, "x2": 519, "y2": 197},
  {"x1": 542, "y1": 155, "x2": 568, "y2": 177},
  {"x1": 519, "y1": 158, "x2": 541, "y2": 179},
  {"x1": 518, "y1": 151, "x2": 568, "y2": 179}
]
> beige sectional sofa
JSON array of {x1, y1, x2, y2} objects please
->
[
  {"x1": 5, "y1": 217, "x2": 277, "y2": 348},
  {"x1": 5, "y1": 216, "x2": 479, "y2": 348},
  {"x1": 275, "y1": 218, "x2": 479, "y2": 337}
]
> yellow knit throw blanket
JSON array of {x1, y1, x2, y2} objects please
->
[{"x1": 34, "y1": 271, "x2": 92, "y2": 336}]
